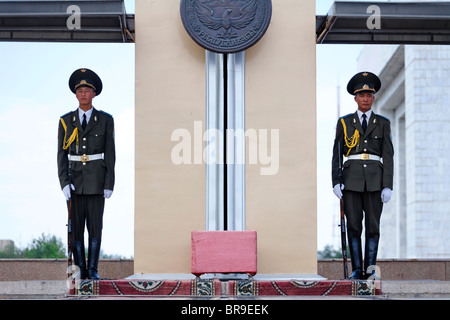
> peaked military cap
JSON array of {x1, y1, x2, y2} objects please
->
[
  {"x1": 347, "y1": 71, "x2": 381, "y2": 95},
  {"x1": 69, "y1": 68, "x2": 103, "y2": 95}
]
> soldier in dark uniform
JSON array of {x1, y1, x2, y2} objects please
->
[
  {"x1": 57, "y1": 68, "x2": 115, "y2": 280},
  {"x1": 331, "y1": 72, "x2": 394, "y2": 280}
]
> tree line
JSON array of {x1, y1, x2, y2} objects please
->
[{"x1": 0, "y1": 234, "x2": 127, "y2": 259}]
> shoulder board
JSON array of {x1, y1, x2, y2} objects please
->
[
  {"x1": 339, "y1": 113, "x2": 353, "y2": 120},
  {"x1": 99, "y1": 110, "x2": 113, "y2": 118},
  {"x1": 60, "y1": 110, "x2": 74, "y2": 119},
  {"x1": 376, "y1": 114, "x2": 390, "y2": 122}
]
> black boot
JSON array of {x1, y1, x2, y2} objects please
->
[
  {"x1": 348, "y1": 238, "x2": 363, "y2": 280},
  {"x1": 364, "y1": 237, "x2": 380, "y2": 279},
  {"x1": 72, "y1": 241, "x2": 87, "y2": 279},
  {"x1": 87, "y1": 237, "x2": 101, "y2": 280}
]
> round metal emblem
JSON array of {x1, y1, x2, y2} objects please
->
[{"x1": 180, "y1": 0, "x2": 272, "y2": 54}]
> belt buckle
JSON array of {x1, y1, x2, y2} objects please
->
[
  {"x1": 361, "y1": 153, "x2": 369, "y2": 160},
  {"x1": 81, "y1": 154, "x2": 89, "y2": 162}
]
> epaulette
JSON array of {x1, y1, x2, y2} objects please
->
[
  {"x1": 376, "y1": 114, "x2": 390, "y2": 122},
  {"x1": 99, "y1": 110, "x2": 113, "y2": 118},
  {"x1": 339, "y1": 113, "x2": 353, "y2": 120},
  {"x1": 60, "y1": 110, "x2": 73, "y2": 119}
]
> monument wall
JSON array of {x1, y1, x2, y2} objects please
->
[{"x1": 135, "y1": 0, "x2": 317, "y2": 275}]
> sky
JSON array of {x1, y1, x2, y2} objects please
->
[{"x1": 0, "y1": 0, "x2": 393, "y2": 258}]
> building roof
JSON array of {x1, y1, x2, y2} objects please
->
[
  {"x1": 0, "y1": 0, "x2": 135, "y2": 43},
  {"x1": 316, "y1": 1, "x2": 450, "y2": 44},
  {"x1": 0, "y1": 1, "x2": 449, "y2": 45}
]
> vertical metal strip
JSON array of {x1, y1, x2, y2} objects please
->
[
  {"x1": 205, "y1": 50, "x2": 225, "y2": 231},
  {"x1": 205, "y1": 51, "x2": 246, "y2": 232},
  {"x1": 227, "y1": 52, "x2": 246, "y2": 231}
]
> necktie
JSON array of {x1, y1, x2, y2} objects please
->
[
  {"x1": 362, "y1": 114, "x2": 367, "y2": 132},
  {"x1": 82, "y1": 114, "x2": 87, "y2": 130}
]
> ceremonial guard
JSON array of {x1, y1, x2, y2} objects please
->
[
  {"x1": 57, "y1": 68, "x2": 115, "y2": 280},
  {"x1": 331, "y1": 72, "x2": 394, "y2": 279}
]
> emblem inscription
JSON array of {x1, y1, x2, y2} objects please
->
[{"x1": 180, "y1": 0, "x2": 272, "y2": 53}]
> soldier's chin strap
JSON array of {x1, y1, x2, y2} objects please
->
[
  {"x1": 60, "y1": 118, "x2": 79, "y2": 151},
  {"x1": 340, "y1": 118, "x2": 360, "y2": 156}
]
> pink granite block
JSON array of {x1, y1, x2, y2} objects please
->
[{"x1": 191, "y1": 231, "x2": 257, "y2": 276}]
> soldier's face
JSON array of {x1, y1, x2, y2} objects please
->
[
  {"x1": 355, "y1": 92, "x2": 375, "y2": 113},
  {"x1": 76, "y1": 87, "x2": 96, "y2": 107}
]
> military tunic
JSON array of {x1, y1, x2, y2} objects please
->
[
  {"x1": 332, "y1": 111, "x2": 394, "y2": 192},
  {"x1": 57, "y1": 107, "x2": 115, "y2": 195}
]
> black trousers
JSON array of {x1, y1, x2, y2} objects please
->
[
  {"x1": 72, "y1": 194, "x2": 105, "y2": 241},
  {"x1": 343, "y1": 190, "x2": 383, "y2": 239}
]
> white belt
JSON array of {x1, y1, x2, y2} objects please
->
[
  {"x1": 346, "y1": 153, "x2": 382, "y2": 162},
  {"x1": 68, "y1": 153, "x2": 104, "y2": 163}
]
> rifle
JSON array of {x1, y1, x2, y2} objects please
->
[
  {"x1": 67, "y1": 199, "x2": 73, "y2": 278},
  {"x1": 66, "y1": 145, "x2": 73, "y2": 279},
  {"x1": 338, "y1": 142, "x2": 348, "y2": 279}
]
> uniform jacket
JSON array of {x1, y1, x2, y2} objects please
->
[
  {"x1": 332, "y1": 111, "x2": 394, "y2": 192},
  {"x1": 57, "y1": 108, "x2": 115, "y2": 195}
]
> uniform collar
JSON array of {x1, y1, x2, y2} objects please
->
[
  {"x1": 356, "y1": 109, "x2": 372, "y2": 123},
  {"x1": 78, "y1": 107, "x2": 94, "y2": 123},
  {"x1": 74, "y1": 107, "x2": 98, "y2": 134}
]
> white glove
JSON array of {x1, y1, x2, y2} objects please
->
[
  {"x1": 333, "y1": 184, "x2": 344, "y2": 200},
  {"x1": 381, "y1": 187, "x2": 392, "y2": 203},
  {"x1": 104, "y1": 189, "x2": 113, "y2": 199},
  {"x1": 63, "y1": 184, "x2": 75, "y2": 200}
]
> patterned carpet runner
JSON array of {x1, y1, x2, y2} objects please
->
[{"x1": 70, "y1": 279, "x2": 381, "y2": 296}]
